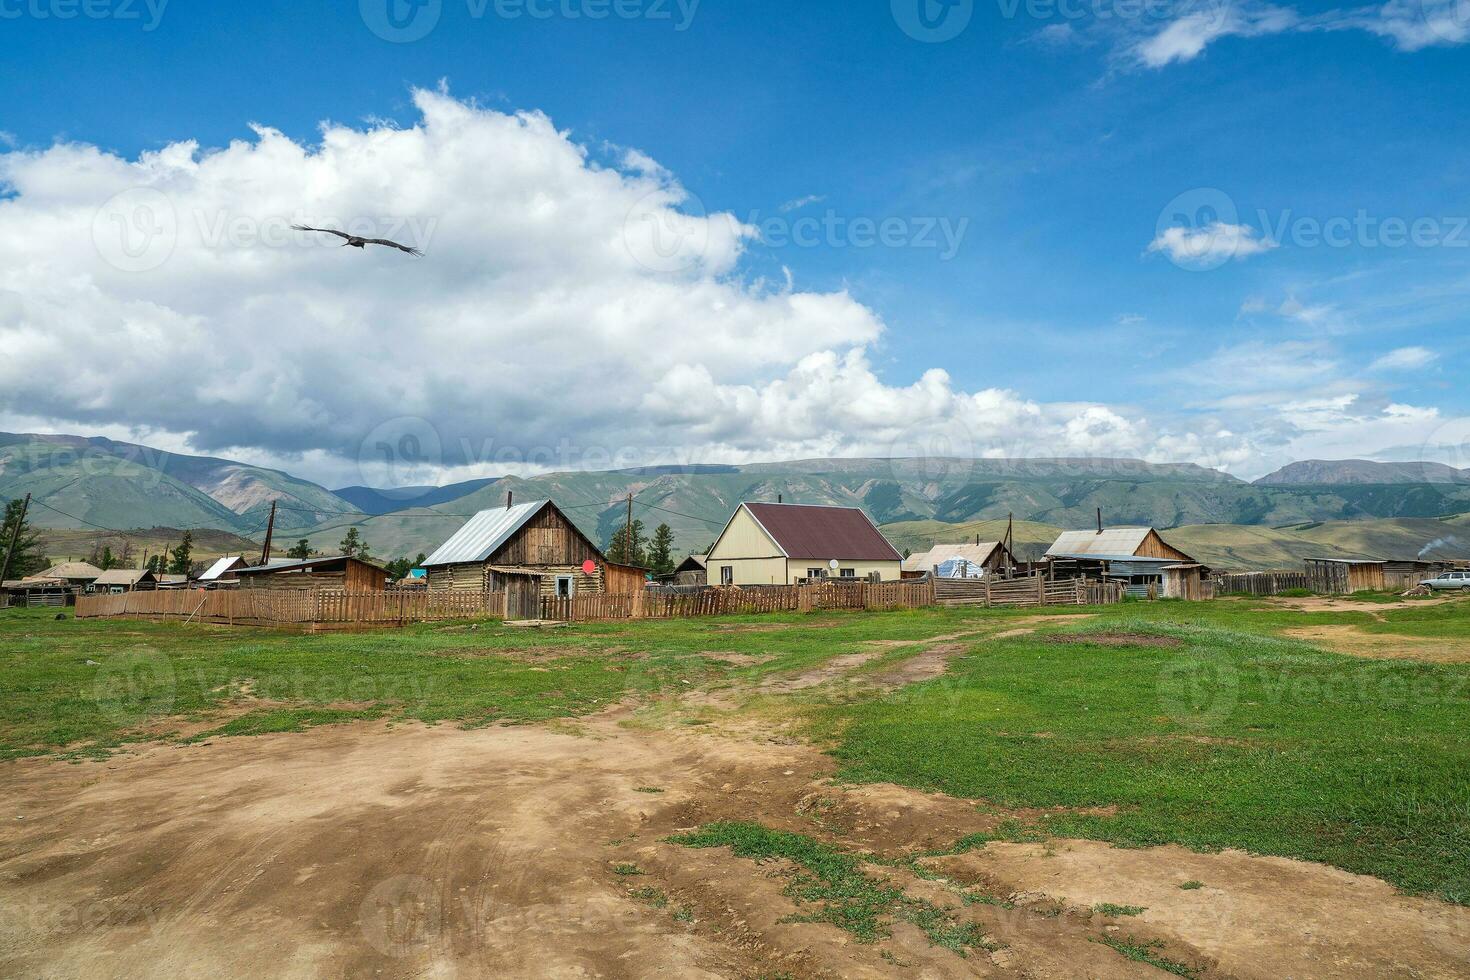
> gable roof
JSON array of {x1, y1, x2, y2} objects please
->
[
  {"x1": 93, "y1": 569, "x2": 155, "y2": 586},
  {"x1": 421, "y1": 500, "x2": 602, "y2": 568},
  {"x1": 1045, "y1": 527, "x2": 1194, "y2": 562},
  {"x1": 902, "y1": 543, "x2": 1006, "y2": 573},
  {"x1": 739, "y1": 503, "x2": 902, "y2": 562},
  {"x1": 39, "y1": 562, "x2": 104, "y2": 581}
]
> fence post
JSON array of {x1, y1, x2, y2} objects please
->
[{"x1": 1037, "y1": 575, "x2": 1046, "y2": 606}]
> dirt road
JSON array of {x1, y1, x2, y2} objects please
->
[{"x1": 3, "y1": 703, "x2": 1467, "y2": 978}]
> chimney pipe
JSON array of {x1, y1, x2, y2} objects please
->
[
  {"x1": 778, "y1": 493, "x2": 783, "y2": 503},
  {"x1": 1097, "y1": 508, "x2": 1103, "y2": 534},
  {"x1": 507, "y1": 491, "x2": 513, "y2": 510}
]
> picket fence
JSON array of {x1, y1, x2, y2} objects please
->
[
  {"x1": 74, "y1": 580, "x2": 937, "y2": 629},
  {"x1": 933, "y1": 576, "x2": 1126, "y2": 608}
]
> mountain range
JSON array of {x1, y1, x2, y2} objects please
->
[{"x1": 6, "y1": 432, "x2": 1470, "y2": 568}]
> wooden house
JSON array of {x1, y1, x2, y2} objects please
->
[
  {"x1": 422, "y1": 498, "x2": 641, "y2": 617},
  {"x1": 668, "y1": 554, "x2": 708, "y2": 586},
  {"x1": 1044, "y1": 527, "x2": 1206, "y2": 598},
  {"x1": 705, "y1": 502, "x2": 903, "y2": 586},
  {"x1": 231, "y1": 556, "x2": 389, "y2": 592},
  {"x1": 92, "y1": 569, "x2": 157, "y2": 594},
  {"x1": 902, "y1": 542, "x2": 1015, "y2": 579},
  {"x1": 1304, "y1": 558, "x2": 1386, "y2": 594},
  {"x1": 197, "y1": 555, "x2": 249, "y2": 587}
]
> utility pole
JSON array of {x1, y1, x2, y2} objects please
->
[
  {"x1": 624, "y1": 493, "x2": 634, "y2": 565},
  {"x1": 260, "y1": 501, "x2": 278, "y2": 566},
  {"x1": 1005, "y1": 512, "x2": 1014, "y2": 577},
  {"x1": 1, "y1": 493, "x2": 31, "y2": 585}
]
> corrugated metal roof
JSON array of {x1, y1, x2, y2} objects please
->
[
  {"x1": 1046, "y1": 528, "x2": 1155, "y2": 558},
  {"x1": 902, "y1": 543, "x2": 1003, "y2": 572},
  {"x1": 234, "y1": 555, "x2": 381, "y2": 575},
  {"x1": 422, "y1": 501, "x2": 550, "y2": 567},
  {"x1": 198, "y1": 556, "x2": 246, "y2": 581},
  {"x1": 742, "y1": 503, "x2": 902, "y2": 562}
]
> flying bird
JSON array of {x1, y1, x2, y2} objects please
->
[{"x1": 291, "y1": 224, "x2": 424, "y2": 256}]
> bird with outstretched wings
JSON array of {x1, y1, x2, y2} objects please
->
[{"x1": 291, "y1": 224, "x2": 424, "y2": 256}]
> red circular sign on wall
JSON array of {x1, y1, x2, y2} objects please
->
[{"x1": 582, "y1": 559, "x2": 597, "y2": 575}]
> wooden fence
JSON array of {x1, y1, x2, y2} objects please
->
[
  {"x1": 1213, "y1": 571, "x2": 1311, "y2": 597},
  {"x1": 75, "y1": 589, "x2": 509, "y2": 629},
  {"x1": 541, "y1": 580, "x2": 936, "y2": 623},
  {"x1": 933, "y1": 576, "x2": 1125, "y2": 608}
]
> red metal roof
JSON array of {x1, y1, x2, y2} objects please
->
[{"x1": 743, "y1": 503, "x2": 901, "y2": 561}]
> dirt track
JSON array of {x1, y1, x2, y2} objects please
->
[{"x1": 3, "y1": 698, "x2": 1468, "y2": 978}]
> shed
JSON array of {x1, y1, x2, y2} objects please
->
[
  {"x1": 38, "y1": 562, "x2": 104, "y2": 587},
  {"x1": 669, "y1": 554, "x2": 707, "y2": 587},
  {"x1": 902, "y1": 542, "x2": 1015, "y2": 578},
  {"x1": 1044, "y1": 527, "x2": 1202, "y2": 598},
  {"x1": 2, "y1": 577, "x2": 69, "y2": 607},
  {"x1": 198, "y1": 556, "x2": 248, "y2": 585},
  {"x1": 422, "y1": 498, "x2": 617, "y2": 600},
  {"x1": 92, "y1": 569, "x2": 157, "y2": 593},
  {"x1": 705, "y1": 502, "x2": 902, "y2": 586},
  {"x1": 232, "y1": 556, "x2": 389, "y2": 592},
  {"x1": 1304, "y1": 558, "x2": 1386, "y2": 594}
]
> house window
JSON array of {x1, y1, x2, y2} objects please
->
[
  {"x1": 556, "y1": 575, "x2": 575, "y2": 598},
  {"x1": 720, "y1": 566, "x2": 734, "y2": 585},
  {"x1": 807, "y1": 568, "x2": 825, "y2": 579},
  {"x1": 839, "y1": 568, "x2": 857, "y2": 578}
]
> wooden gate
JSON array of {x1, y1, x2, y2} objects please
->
[{"x1": 505, "y1": 576, "x2": 541, "y2": 620}]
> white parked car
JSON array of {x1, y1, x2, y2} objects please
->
[{"x1": 1420, "y1": 570, "x2": 1470, "y2": 591}]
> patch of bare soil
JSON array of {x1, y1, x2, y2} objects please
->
[
  {"x1": 3, "y1": 714, "x2": 1467, "y2": 979},
  {"x1": 1285, "y1": 625, "x2": 1470, "y2": 663},
  {"x1": 1265, "y1": 595, "x2": 1460, "y2": 615},
  {"x1": 1045, "y1": 631, "x2": 1183, "y2": 648}
]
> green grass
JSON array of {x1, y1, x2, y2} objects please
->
[
  {"x1": 1179, "y1": 880, "x2": 1204, "y2": 890},
  {"x1": 612, "y1": 863, "x2": 644, "y2": 876},
  {"x1": 1093, "y1": 936, "x2": 1199, "y2": 977},
  {"x1": 0, "y1": 605, "x2": 1004, "y2": 759},
  {"x1": 670, "y1": 822, "x2": 995, "y2": 954},
  {"x1": 811, "y1": 612, "x2": 1470, "y2": 904},
  {"x1": 1093, "y1": 903, "x2": 1147, "y2": 917}
]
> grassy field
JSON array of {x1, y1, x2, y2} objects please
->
[{"x1": 3, "y1": 595, "x2": 1468, "y2": 907}]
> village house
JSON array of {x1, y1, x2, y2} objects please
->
[
  {"x1": 1304, "y1": 558, "x2": 1386, "y2": 594},
  {"x1": 197, "y1": 555, "x2": 249, "y2": 587},
  {"x1": 705, "y1": 502, "x2": 903, "y2": 586},
  {"x1": 91, "y1": 569, "x2": 158, "y2": 594},
  {"x1": 1044, "y1": 526, "x2": 1208, "y2": 599},
  {"x1": 668, "y1": 554, "x2": 708, "y2": 587},
  {"x1": 231, "y1": 556, "x2": 389, "y2": 592},
  {"x1": 422, "y1": 497, "x2": 645, "y2": 619},
  {"x1": 902, "y1": 541, "x2": 1016, "y2": 579}
]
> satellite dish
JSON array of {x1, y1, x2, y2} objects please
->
[
  {"x1": 829, "y1": 559, "x2": 840, "y2": 571},
  {"x1": 582, "y1": 559, "x2": 597, "y2": 575}
]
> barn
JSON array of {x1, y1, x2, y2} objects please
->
[
  {"x1": 1304, "y1": 558, "x2": 1386, "y2": 594},
  {"x1": 902, "y1": 541, "x2": 1015, "y2": 579},
  {"x1": 422, "y1": 498, "x2": 642, "y2": 618},
  {"x1": 231, "y1": 556, "x2": 389, "y2": 592},
  {"x1": 705, "y1": 502, "x2": 902, "y2": 586},
  {"x1": 1044, "y1": 527, "x2": 1206, "y2": 599}
]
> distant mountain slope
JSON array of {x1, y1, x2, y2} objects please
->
[
  {"x1": 1255, "y1": 459, "x2": 1470, "y2": 485},
  {"x1": 300, "y1": 457, "x2": 1470, "y2": 561},
  {"x1": 332, "y1": 478, "x2": 498, "y2": 516},
  {"x1": 0, "y1": 432, "x2": 353, "y2": 532}
]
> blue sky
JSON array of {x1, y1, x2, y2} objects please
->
[{"x1": 2, "y1": 0, "x2": 1468, "y2": 483}]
